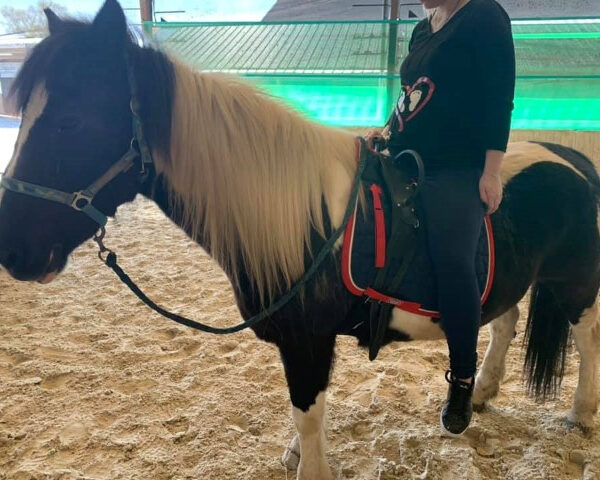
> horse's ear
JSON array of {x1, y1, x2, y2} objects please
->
[
  {"x1": 44, "y1": 8, "x2": 64, "y2": 34},
  {"x1": 92, "y1": 0, "x2": 128, "y2": 48}
]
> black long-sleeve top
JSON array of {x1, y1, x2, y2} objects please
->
[{"x1": 387, "y1": 0, "x2": 515, "y2": 171}]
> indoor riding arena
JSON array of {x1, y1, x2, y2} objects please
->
[{"x1": 1, "y1": 1, "x2": 600, "y2": 479}]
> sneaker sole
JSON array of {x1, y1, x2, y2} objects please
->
[{"x1": 439, "y1": 409, "x2": 468, "y2": 438}]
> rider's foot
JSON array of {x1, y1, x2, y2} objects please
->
[{"x1": 440, "y1": 370, "x2": 474, "y2": 437}]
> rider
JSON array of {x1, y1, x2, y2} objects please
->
[{"x1": 370, "y1": 0, "x2": 515, "y2": 435}]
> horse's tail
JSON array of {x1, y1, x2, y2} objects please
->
[
  {"x1": 522, "y1": 143, "x2": 600, "y2": 401},
  {"x1": 523, "y1": 282, "x2": 572, "y2": 400},
  {"x1": 535, "y1": 142, "x2": 600, "y2": 201}
]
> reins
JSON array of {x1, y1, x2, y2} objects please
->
[
  {"x1": 0, "y1": 48, "x2": 369, "y2": 334},
  {"x1": 92, "y1": 144, "x2": 366, "y2": 334}
]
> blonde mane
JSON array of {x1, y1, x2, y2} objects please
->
[{"x1": 154, "y1": 58, "x2": 357, "y2": 302}]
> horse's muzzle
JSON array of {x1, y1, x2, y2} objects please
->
[{"x1": 0, "y1": 243, "x2": 66, "y2": 283}]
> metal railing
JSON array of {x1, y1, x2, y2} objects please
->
[{"x1": 144, "y1": 18, "x2": 600, "y2": 129}]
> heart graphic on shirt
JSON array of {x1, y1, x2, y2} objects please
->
[{"x1": 395, "y1": 76, "x2": 436, "y2": 132}]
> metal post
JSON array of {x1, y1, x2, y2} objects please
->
[
  {"x1": 139, "y1": 0, "x2": 153, "y2": 34},
  {"x1": 390, "y1": 0, "x2": 399, "y2": 20},
  {"x1": 386, "y1": 0, "x2": 400, "y2": 122}
]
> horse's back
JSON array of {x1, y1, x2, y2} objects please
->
[
  {"x1": 502, "y1": 141, "x2": 598, "y2": 187},
  {"x1": 500, "y1": 141, "x2": 600, "y2": 282}
]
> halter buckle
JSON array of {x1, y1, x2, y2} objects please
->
[{"x1": 71, "y1": 191, "x2": 93, "y2": 211}]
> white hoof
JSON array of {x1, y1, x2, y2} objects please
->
[
  {"x1": 281, "y1": 434, "x2": 300, "y2": 470},
  {"x1": 472, "y1": 377, "x2": 500, "y2": 408},
  {"x1": 566, "y1": 411, "x2": 594, "y2": 436}
]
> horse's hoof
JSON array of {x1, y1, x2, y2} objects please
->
[
  {"x1": 472, "y1": 381, "x2": 499, "y2": 407},
  {"x1": 281, "y1": 436, "x2": 300, "y2": 470},
  {"x1": 564, "y1": 418, "x2": 593, "y2": 438},
  {"x1": 472, "y1": 402, "x2": 487, "y2": 413}
]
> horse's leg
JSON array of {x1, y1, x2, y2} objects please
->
[
  {"x1": 472, "y1": 305, "x2": 519, "y2": 410},
  {"x1": 567, "y1": 298, "x2": 600, "y2": 432},
  {"x1": 279, "y1": 334, "x2": 336, "y2": 480}
]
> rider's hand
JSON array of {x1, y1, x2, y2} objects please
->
[
  {"x1": 480, "y1": 150, "x2": 504, "y2": 215},
  {"x1": 479, "y1": 171, "x2": 503, "y2": 214},
  {"x1": 365, "y1": 129, "x2": 384, "y2": 142}
]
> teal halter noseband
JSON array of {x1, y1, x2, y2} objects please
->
[{"x1": 0, "y1": 61, "x2": 152, "y2": 227}]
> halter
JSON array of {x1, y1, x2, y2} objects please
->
[
  {"x1": 0, "y1": 50, "x2": 371, "y2": 334},
  {"x1": 0, "y1": 57, "x2": 152, "y2": 227}
]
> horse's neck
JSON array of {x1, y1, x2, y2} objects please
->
[
  {"x1": 141, "y1": 147, "x2": 358, "y2": 255},
  {"x1": 140, "y1": 173, "x2": 211, "y2": 253},
  {"x1": 132, "y1": 46, "x2": 175, "y2": 160},
  {"x1": 322, "y1": 141, "x2": 359, "y2": 229},
  {"x1": 139, "y1": 53, "x2": 358, "y2": 302},
  {"x1": 141, "y1": 172, "x2": 263, "y2": 315}
]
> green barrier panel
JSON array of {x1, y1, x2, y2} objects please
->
[{"x1": 148, "y1": 19, "x2": 600, "y2": 129}]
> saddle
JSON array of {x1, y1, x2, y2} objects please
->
[{"x1": 343, "y1": 138, "x2": 494, "y2": 360}]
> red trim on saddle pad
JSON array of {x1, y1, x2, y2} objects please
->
[
  {"x1": 340, "y1": 193, "x2": 496, "y2": 317},
  {"x1": 341, "y1": 138, "x2": 365, "y2": 296},
  {"x1": 341, "y1": 207, "x2": 364, "y2": 296},
  {"x1": 370, "y1": 184, "x2": 386, "y2": 268},
  {"x1": 480, "y1": 215, "x2": 495, "y2": 305}
]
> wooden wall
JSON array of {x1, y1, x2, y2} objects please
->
[
  {"x1": 350, "y1": 128, "x2": 600, "y2": 161},
  {"x1": 508, "y1": 130, "x2": 599, "y2": 161}
]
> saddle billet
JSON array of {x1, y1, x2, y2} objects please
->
[{"x1": 360, "y1": 139, "x2": 424, "y2": 360}]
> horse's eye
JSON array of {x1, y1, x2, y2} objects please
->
[{"x1": 57, "y1": 115, "x2": 81, "y2": 133}]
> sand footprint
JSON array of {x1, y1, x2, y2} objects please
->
[
  {"x1": 346, "y1": 375, "x2": 383, "y2": 407},
  {"x1": 225, "y1": 414, "x2": 249, "y2": 433},
  {"x1": 152, "y1": 328, "x2": 181, "y2": 342},
  {"x1": 158, "y1": 340, "x2": 202, "y2": 362},
  {"x1": 67, "y1": 332, "x2": 91, "y2": 346},
  {"x1": 36, "y1": 347, "x2": 79, "y2": 362},
  {"x1": 350, "y1": 420, "x2": 375, "y2": 442},
  {"x1": 58, "y1": 421, "x2": 89, "y2": 448},
  {"x1": 41, "y1": 372, "x2": 75, "y2": 390},
  {"x1": 0, "y1": 350, "x2": 30, "y2": 366},
  {"x1": 218, "y1": 340, "x2": 239, "y2": 354},
  {"x1": 163, "y1": 416, "x2": 190, "y2": 435},
  {"x1": 110, "y1": 378, "x2": 158, "y2": 395},
  {"x1": 94, "y1": 412, "x2": 118, "y2": 429}
]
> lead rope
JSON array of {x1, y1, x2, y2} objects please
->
[{"x1": 92, "y1": 139, "x2": 368, "y2": 334}]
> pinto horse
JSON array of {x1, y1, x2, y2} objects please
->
[{"x1": 0, "y1": 1, "x2": 599, "y2": 478}]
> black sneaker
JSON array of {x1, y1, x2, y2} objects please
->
[{"x1": 440, "y1": 370, "x2": 474, "y2": 437}]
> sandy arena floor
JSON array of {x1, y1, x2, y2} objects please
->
[{"x1": 0, "y1": 196, "x2": 598, "y2": 480}]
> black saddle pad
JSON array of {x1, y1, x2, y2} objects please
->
[{"x1": 341, "y1": 177, "x2": 494, "y2": 318}]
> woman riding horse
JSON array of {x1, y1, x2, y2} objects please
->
[{"x1": 371, "y1": 0, "x2": 515, "y2": 436}]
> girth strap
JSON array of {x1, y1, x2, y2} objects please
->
[{"x1": 366, "y1": 148, "x2": 424, "y2": 361}]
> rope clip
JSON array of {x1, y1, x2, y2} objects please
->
[{"x1": 93, "y1": 227, "x2": 115, "y2": 263}]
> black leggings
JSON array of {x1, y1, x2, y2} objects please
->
[{"x1": 420, "y1": 168, "x2": 485, "y2": 379}]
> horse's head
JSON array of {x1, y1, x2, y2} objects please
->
[{"x1": 0, "y1": 0, "x2": 144, "y2": 283}]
